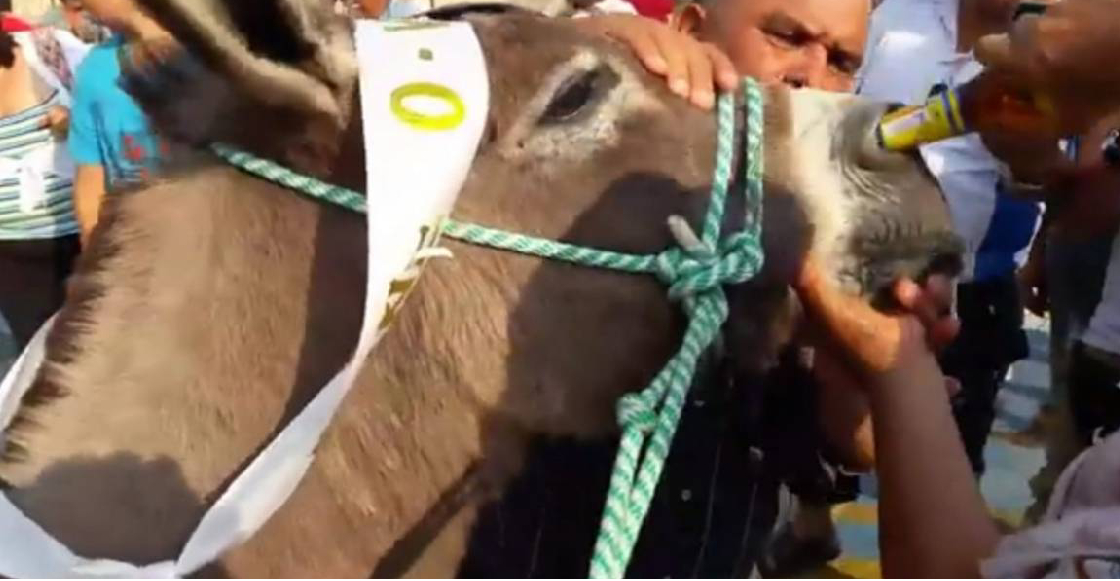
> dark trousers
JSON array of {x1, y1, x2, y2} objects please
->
[
  {"x1": 763, "y1": 348, "x2": 858, "y2": 507},
  {"x1": 1069, "y1": 341, "x2": 1120, "y2": 446},
  {"x1": 459, "y1": 358, "x2": 779, "y2": 578},
  {"x1": 0, "y1": 235, "x2": 80, "y2": 348},
  {"x1": 939, "y1": 273, "x2": 1028, "y2": 475}
]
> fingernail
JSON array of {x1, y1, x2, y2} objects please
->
[
  {"x1": 645, "y1": 56, "x2": 667, "y2": 73},
  {"x1": 719, "y1": 72, "x2": 739, "y2": 90},
  {"x1": 693, "y1": 89, "x2": 715, "y2": 109},
  {"x1": 670, "y1": 78, "x2": 689, "y2": 97}
]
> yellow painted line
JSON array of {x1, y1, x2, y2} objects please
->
[
  {"x1": 832, "y1": 502, "x2": 878, "y2": 525},
  {"x1": 828, "y1": 557, "x2": 881, "y2": 579},
  {"x1": 992, "y1": 507, "x2": 1025, "y2": 530}
]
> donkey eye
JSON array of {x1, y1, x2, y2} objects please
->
[{"x1": 539, "y1": 66, "x2": 614, "y2": 125}]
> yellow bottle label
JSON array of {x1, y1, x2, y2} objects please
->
[{"x1": 876, "y1": 89, "x2": 967, "y2": 151}]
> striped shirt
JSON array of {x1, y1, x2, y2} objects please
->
[{"x1": 0, "y1": 92, "x2": 80, "y2": 241}]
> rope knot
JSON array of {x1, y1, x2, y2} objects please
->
[
  {"x1": 655, "y1": 216, "x2": 764, "y2": 300},
  {"x1": 617, "y1": 394, "x2": 657, "y2": 434}
]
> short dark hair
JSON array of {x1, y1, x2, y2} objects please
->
[{"x1": 0, "y1": 30, "x2": 15, "y2": 69}]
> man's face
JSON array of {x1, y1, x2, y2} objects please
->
[{"x1": 680, "y1": 0, "x2": 869, "y2": 93}]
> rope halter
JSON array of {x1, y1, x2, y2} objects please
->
[{"x1": 211, "y1": 77, "x2": 766, "y2": 580}]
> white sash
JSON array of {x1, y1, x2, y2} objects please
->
[{"x1": 0, "y1": 20, "x2": 489, "y2": 578}]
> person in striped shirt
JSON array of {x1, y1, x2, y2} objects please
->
[{"x1": 0, "y1": 27, "x2": 88, "y2": 348}]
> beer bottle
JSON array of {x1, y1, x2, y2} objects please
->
[{"x1": 875, "y1": 72, "x2": 1057, "y2": 152}]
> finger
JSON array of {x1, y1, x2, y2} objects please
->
[
  {"x1": 703, "y1": 43, "x2": 740, "y2": 93},
  {"x1": 944, "y1": 376, "x2": 962, "y2": 398},
  {"x1": 977, "y1": 16, "x2": 1047, "y2": 90},
  {"x1": 612, "y1": 26, "x2": 669, "y2": 76},
  {"x1": 682, "y1": 38, "x2": 715, "y2": 108},
  {"x1": 974, "y1": 32, "x2": 1015, "y2": 70},
  {"x1": 649, "y1": 27, "x2": 690, "y2": 98},
  {"x1": 928, "y1": 316, "x2": 960, "y2": 352},
  {"x1": 923, "y1": 274, "x2": 956, "y2": 317},
  {"x1": 895, "y1": 279, "x2": 941, "y2": 330}
]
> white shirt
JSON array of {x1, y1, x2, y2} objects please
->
[
  {"x1": 11, "y1": 30, "x2": 88, "y2": 107},
  {"x1": 856, "y1": 0, "x2": 1004, "y2": 282},
  {"x1": 1083, "y1": 234, "x2": 1120, "y2": 356}
]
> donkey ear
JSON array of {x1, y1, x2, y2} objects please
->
[{"x1": 129, "y1": 0, "x2": 356, "y2": 125}]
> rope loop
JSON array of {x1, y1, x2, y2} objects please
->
[
  {"x1": 653, "y1": 235, "x2": 763, "y2": 301},
  {"x1": 617, "y1": 393, "x2": 657, "y2": 434}
]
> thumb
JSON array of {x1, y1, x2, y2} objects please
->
[
  {"x1": 974, "y1": 33, "x2": 1017, "y2": 70},
  {"x1": 795, "y1": 258, "x2": 900, "y2": 373}
]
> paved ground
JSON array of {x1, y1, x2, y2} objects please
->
[{"x1": 827, "y1": 315, "x2": 1053, "y2": 578}]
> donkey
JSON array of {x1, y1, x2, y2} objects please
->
[{"x1": 0, "y1": 1, "x2": 961, "y2": 577}]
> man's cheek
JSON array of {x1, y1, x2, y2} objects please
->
[{"x1": 829, "y1": 74, "x2": 857, "y2": 94}]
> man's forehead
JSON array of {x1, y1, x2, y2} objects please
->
[{"x1": 735, "y1": 0, "x2": 869, "y2": 50}]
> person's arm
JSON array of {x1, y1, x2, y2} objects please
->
[
  {"x1": 868, "y1": 354, "x2": 999, "y2": 578},
  {"x1": 817, "y1": 378, "x2": 875, "y2": 471},
  {"x1": 795, "y1": 261, "x2": 999, "y2": 577},
  {"x1": 67, "y1": 60, "x2": 106, "y2": 246},
  {"x1": 72, "y1": 164, "x2": 105, "y2": 244}
]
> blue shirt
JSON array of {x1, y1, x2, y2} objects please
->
[
  {"x1": 973, "y1": 186, "x2": 1040, "y2": 282},
  {"x1": 68, "y1": 37, "x2": 164, "y2": 189}
]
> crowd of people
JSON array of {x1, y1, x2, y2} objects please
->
[{"x1": 2, "y1": 0, "x2": 1120, "y2": 576}]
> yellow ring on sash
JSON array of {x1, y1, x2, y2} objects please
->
[{"x1": 390, "y1": 82, "x2": 465, "y2": 131}]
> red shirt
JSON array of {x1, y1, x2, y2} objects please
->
[
  {"x1": 627, "y1": 0, "x2": 673, "y2": 21},
  {"x1": 1, "y1": 14, "x2": 34, "y2": 32}
]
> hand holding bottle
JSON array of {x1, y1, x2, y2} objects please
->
[{"x1": 976, "y1": 0, "x2": 1120, "y2": 135}]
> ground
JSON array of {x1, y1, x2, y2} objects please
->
[{"x1": 0, "y1": 315, "x2": 1056, "y2": 577}]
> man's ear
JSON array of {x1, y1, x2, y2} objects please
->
[{"x1": 669, "y1": 2, "x2": 707, "y2": 36}]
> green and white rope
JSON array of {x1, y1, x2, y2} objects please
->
[
  {"x1": 210, "y1": 78, "x2": 766, "y2": 580},
  {"x1": 587, "y1": 80, "x2": 764, "y2": 580}
]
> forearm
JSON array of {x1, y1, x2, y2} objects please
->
[
  {"x1": 72, "y1": 166, "x2": 106, "y2": 243},
  {"x1": 868, "y1": 356, "x2": 1000, "y2": 578},
  {"x1": 818, "y1": 383, "x2": 875, "y2": 472}
]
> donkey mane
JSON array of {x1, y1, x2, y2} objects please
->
[{"x1": 0, "y1": 171, "x2": 198, "y2": 468}]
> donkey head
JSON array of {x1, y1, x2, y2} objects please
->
[{"x1": 125, "y1": 0, "x2": 960, "y2": 424}]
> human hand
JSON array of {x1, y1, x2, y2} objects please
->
[
  {"x1": 981, "y1": 129, "x2": 1070, "y2": 186},
  {"x1": 43, "y1": 106, "x2": 69, "y2": 138},
  {"x1": 576, "y1": 14, "x2": 738, "y2": 109},
  {"x1": 794, "y1": 258, "x2": 958, "y2": 386},
  {"x1": 975, "y1": 0, "x2": 1120, "y2": 135}
]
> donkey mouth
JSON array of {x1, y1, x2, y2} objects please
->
[{"x1": 846, "y1": 228, "x2": 965, "y2": 311}]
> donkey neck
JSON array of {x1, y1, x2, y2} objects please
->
[{"x1": 0, "y1": 168, "x2": 496, "y2": 575}]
